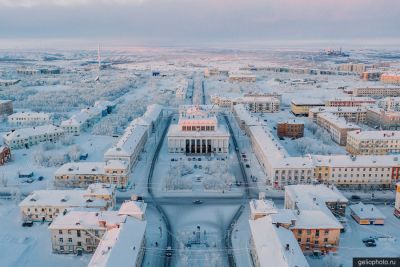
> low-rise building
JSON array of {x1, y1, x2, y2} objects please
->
[
  {"x1": 19, "y1": 184, "x2": 115, "y2": 222},
  {"x1": 316, "y1": 113, "x2": 361, "y2": 145},
  {"x1": 0, "y1": 100, "x2": 13, "y2": 116},
  {"x1": 54, "y1": 160, "x2": 129, "y2": 189},
  {"x1": 361, "y1": 71, "x2": 381, "y2": 81},
  {"x1": 338, "y1": 63, "x2": 366, "y2": 73},
  {"x1": 277, "y1": 120, "x2": 304, "y2": 139},
  {"x1": 378, "y1": 97, "x2": 400, "y2": 111},
  {"x1": 349, "y1": 202, "x2": 385, "y2": 225},
  {"x1": 381, "y1": 73, "x2": 400, "y2": 85},
  {"x1": 48, "y1": 201, "x2": 146, "y2": 254},
  {"x1": 228, "y1": 73, "x2": 256, "y2": 83},
  {"x1": 308, "y1": 106, "x2": 366, "y2": 123},
  {"x1": 366, "y1": 108, "x2": 400, "y2": 130},
  {"x1": 3, "y1": 124, "x2": 64, "y2": 149},
  {"x1": 291, "y1": 99, "x2": 325, "y2": 116},
  {"x1": 284, "y1": 185, "x2": 346, "y2": 253},
  {"x1": 167, "y1": 105, "x2": 230, "y2": 154},
  {"x1": 346, "y1": 130, "x2": 400, "y2": 155},
  {"x1": 211, "y1": 93, "x2": 281, "y2": 112},
  {"x1": 326, "y1": 97, "x2": 375, "y2": 107},
  {"x1": 0, "y1": 146, "x2": 11, "y2": 165},
  {"x1": 8, "y1": 112, "x2": 50, "y2": 126},
  {"x1": 312, "y1": 154, "x2": 398, "y2": 189}
]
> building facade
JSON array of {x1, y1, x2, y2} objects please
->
[
  {"x1": 316, "y1": 113, "x2": 360, "y2": 146},
  {"x1": 0, "y1": 100, "x2": 13, "y2": 116},
  {"x1": 325, "y1": 97, "x2": 375, "y2": 107},
  {"x1": 351, "y1": 87, "x2": 400, "y2": 97},
  {"x1": 308, "y1": 106, "x2": 366, "y2": 123},
  {"x1": 277, "y1": 120, "x2": 304, "y2": 139},
  {"x1": 366, "y1": 108, "x2": 400, "y2": 130},
  {"x1": 291, "y1": 99, "x2": 325, "y2": 116},
  {"x1": 0, "y1": 146, "x2": 11, "y2": 165},
  {"x1": 381, "y1": 73, "x2": 400, "y2": 85},
  {"x1": 346, "y1": 130, "x2": 400, "y2": 155},
  {"x1": 8, "y1": 112, "x2": 50, "y2": 126}
]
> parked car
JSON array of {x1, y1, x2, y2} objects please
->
[
  {"x1": 22, "y1": 220, "x2": 33, "y2": 227},
  {"x1": 351, "y1": 195, "x2": 361, "y2": 200},
  {"x1": 192, "y1": 200, "x2": 203, "y2": 204},
  {"x1": 245, "y1": 164, "x2": 250, "y2": 168},
  {"x1": 365, "y1": 241, "x2": 377, "y2": 247},
  {"x1": 37, "y1": 176, "x2": 44, "y2": 181}
]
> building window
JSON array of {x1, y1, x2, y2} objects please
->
[
  {"x1": 59, "y1": 230, "x2": 63, "y2": 234},
  {"x1": 59, "y1": 238, "x2": 63, "y2": 243}
]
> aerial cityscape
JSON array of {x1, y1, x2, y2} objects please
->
[{"x1": 0, "y1": 1, "x2": 400, "y2": 267}]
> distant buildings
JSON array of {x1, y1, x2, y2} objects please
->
[
  {"x1": 167, "y1": 105, "x2": 230, "y2": 154},
  {"x1": 308, "y1": 106, "x2": 367, "y2": 123},
  {"x1": 0, "y1": 100, "x2": 13, "y2": 116},
  {"x1": 349, "y1": 202, "x2": 385, "y2": 225},
  {"x1": 228, "y1": 73, "x2": 256, "y2": 83},
  {"x1": 325, "y1": 97, "x2": 375, "y2": 107},
  {"x1": 0, "y1": 79, "x2": 20, "y2": 86},
  {"x1": 378, "y1": 97, "x2": 400, "y2": 111},
  {"x1": 204, "y1": 68, "x2": 229, "y2": 77},
  {"x1": 54, "y1": 160, "x2": 129, "y2": 189},
  {"x1": 346, "y1": 130, "x2": 400, "y2": 155},
  {"x1": 16, "y1": 67, "x2": 61, "y2": 75},
  {"x1": 316, "y1": 113, "x2": 360, "y2": 145},
  {"x1": 381, "y1": 73, "x2": 400, "y2": 85},
  {"x1": 338, "y1": 63, "x2": 366, "y2": 73},
  {"x1": 61, "y1": 101, "x2": 115, "y2": 136},
  {"x1": 361, "y1": 71, "x2": 381, "y2": 81},
  {"x1": 0, "y1": 146, "x2": 11, "y2": 165},
  {"x1": 366, "y1": 108, "x2": 400, "y2": 130},
  {"x1": 8, "y1": 112, "x2": 50, "y2": 126},
  {"x1": 277, "y1": 120, "x2": 304, "y2": 139},
  {"x1": 19, "y1": 184, "x2": 116, "y2": 222},
  {"x1": 211, "y1": 93, "x2": 281, "y2": 112},
  {"x1": 350, "y1": 87, "x2": 400, "y2": 97},
  {"x1": 291, "y1": 99, "x2": 325, "y2": 116},
  {"x1": 3, "y1": 124, "x2": 64, "y2": 149}
]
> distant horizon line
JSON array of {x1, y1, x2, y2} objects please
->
[{"x1": 1, "y1": 37, "x2": 400, "y2": 51}]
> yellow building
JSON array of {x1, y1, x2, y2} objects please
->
[{"x1": 291, "y1": 99, "x2": 325, "y2": 116}]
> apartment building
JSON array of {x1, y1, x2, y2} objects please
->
[
  {"x1": 61, "y1": 101, "x2": 115, "y2": 136},
  {"x1": 48, "y1": 201, "x2": 146, "y2": 254},
  {"x1": 338, "y1": 63, "x2": 366, "y2": 73},
  {"x1": 3, "y1": 124, "x2": 64, "y2": 149},
  {"x1": 312, "y1": 154, "x2": 398, "y2": 189},
  {"x1": 346, "y1": 130, "x2": 400, "y2": 155},
  {"x1": 325, "y1": 97, "x2": 375, "y2": 107},
  {"x1": 19, "y1": 184, "x2": 115, "y2": 222},
  {"x1": 232, "y1": 104, "x2": 262, "y2": 133},
  {"x1": 361, "y1": 71, "x2": 381, "y2": 81},
  {"x1": 366, "y1": 108, "x2": 400, "y2": 130},
  {"x1": 54, "y1": 160, "x2": 129, "y2": 189},
  {"x1": 277, "y1": 120, "x2": 304, "y2": 139},
  {"x1": 228, "y1": 73, "x2": 257, "y2": 82},
  {"x1": 0, "y1": 146, "x2": 11, "y2": 165},
  {"x1": 291, "y1": 99, "x2": 325, "y2": 116},
  {"x1": 284, "y1": 185, "x2": 346, "y2": 253},
  {"x1": 316, "y1": 113, "x2": 361, "y2": 145},
  {"x1": 0, "y1": 100, "x2": 13, "y2": 116},
  {"x1": 167, "y1": 105, "x2": 230, "y2": 154},
  {"x1": 351, "y1": 87, "x2": 400, "y2": 97},
  {"x1": 378, "y1": 97, "x2": 400, "y2": 111},
  {"x1": 8, "y1": 112, "x2": 50, "y2": 126},
  {"x1": 211, "y1": 93, "x2": 281, "y2": 112},
  {"x1": 308, "y1": 106, "x2": 367, "y2": 123},
  {"x1": 249, "y1": 216, "x2": 309, "y2": 267},
  {"x1": 381, "y1": 73, "x2": 400, "y2": 85}
]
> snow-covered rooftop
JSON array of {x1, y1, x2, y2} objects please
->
[
  {"x1": 309, "y1": 106, "x2": 366, "y2": 113},
  {"x1": 8, "y1": 112, "x2": 49, "y2": 120},
  {"x1": 3, "y1": 124, "x2": 63, "y2": 141},
  {"x1": 312, "y1": 154, "x2": 400, "y2": 168},
  {"x1": 249, "y1": 216, "x2": 309, "y2": 267},
  {"x1": 349, "y1": 202, "x2": 386, "y2": 220},
  {"x1": 54, "y1": 162, "x2": 106, "y2": 176},
  {"x1": 118, "y1": 201, "x2": 147, "y2": 221},
  {"x1": 291, "y1": 98, "x2": 325, "y2": 106},
  {"x1": 292, "y1": 210, "x2": 343, "y2": 229},
  {"x1": 347, "y1": 130, "x2": 400, "y2": 140},
  {"x1": 317, "y1": 113, "x2": 361, "y2": 129},
  {"x1": 88, "y1": 216, "x2": 147, "y2": 267}
]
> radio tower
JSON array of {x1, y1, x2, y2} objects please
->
[{"x1": 95, "y1": 44, "x2": 101, "y2": 82}]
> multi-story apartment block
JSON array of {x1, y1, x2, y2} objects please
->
[
  {"x1": 351, "y1": 87, "x2": 400, "y2": 97},
  {"x1": 8, "y1": 112, "x2": 50, "y2": 126},
  {"x1": 326, "y1": 97, "x2": 375, "y2": 107},
  {"x1": 312, "y1": 154, "x2": 398, "y2": 189},
  {"x1": 338, "y1": 63, "x2": 366, "y2": 73},
  {"x1": 316, "y1": 113, "x2": 360, "y2": 145},
  {"x1": 366, "y1": 108, "x2": 400, "y2": 130},
  {"x1": 61, "y1": 101, "x2": 115, "y2": 136},
  {"x1": 232, "y1": 104, "x2": 262, "y2": 134},
  {"x1": 19, "y1": 184, "x2": 116, "y2": 222},
  {"x1": 228, "y1": 73, "x2": 256, "y2": 82},
  {"x1": 378, "y1": 97, "x2": 400, "y2": 111},
  {"x1": 54, "y1": 160, "x2": 129, "y2": 189},
  {"x1": 291, "y1": 99, "x2": 325, "y2": 116},
  {"x1": 308, "y1": 106, "x2": 367, "y2": 123},
  {"x1": 48, "y1": 201, "x2": 146, "y2": 254},
  {"x1": 0, "y1": 100, "x2": 13, "y2": 116},
  {"x1": 211, "y1": 93, "x2": 281, "y2": 112},
  {"x1": 346, "y1": 130, "x2": 400, "y2": 155},
  {"x1": 0, "y1": 146, "x2": 11, "y2": 165},
  {"x1": 277, "y1": 120, "x2": 304, "y2": 139},
  {"x1": 381, "y1": 73, "x2": 400, "y2": 85},
  {"x1": 167, "y1": 105, "x2": 230, "y2": 154},
  {"x1": 3, "y1": 124, "x2": 64, "y2": 149},
  {"x1": 361, "y1": 71, "x2": 382, "y2": 81},
  {"x1": 284, "y1": 185, "x2": 346, "y2": 253}
]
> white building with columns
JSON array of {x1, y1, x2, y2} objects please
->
[{"x1": 167, "y1": 105, "x2": 230, "y2": 154}]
